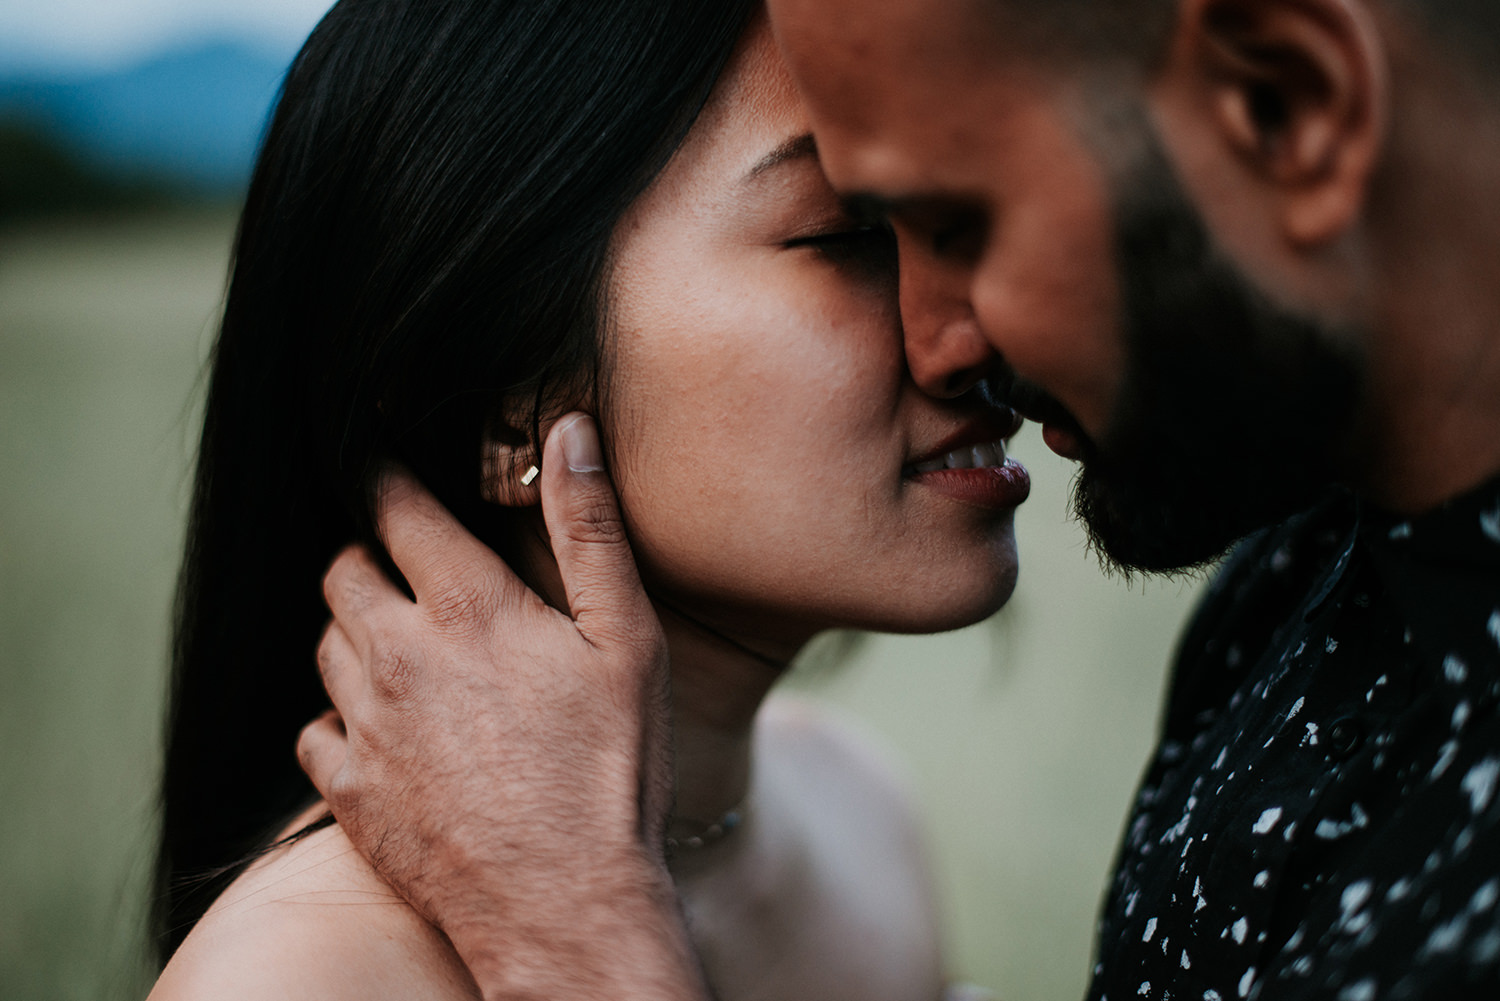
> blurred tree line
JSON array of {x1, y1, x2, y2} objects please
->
[{"x1": 0, "y1": 118, "x2": 199, "y2": 225}]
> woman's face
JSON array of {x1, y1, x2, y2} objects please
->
[{"x1": 600, "y1": 19, "x2": 1027, "y2": 657}]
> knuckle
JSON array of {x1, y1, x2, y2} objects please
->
[
  {"x1": 324, "y1": 564, "x2": 373, "y2": 618},
  {"x1": 296, "y1": 719, "x2": 338, "y2": 785},
  {"x1": 581, "y1": 619, "x2": 666, "y2": 682},
  {"x1": 323, "y1": 546, "x2": 370, "y2": 607},
  {"x1": 315, "y1": 635, "x2": 341, "y2": 683},
  {"x1": 566, "y1": 494, "x2": 629, "y2": 547},
  {"x1": 594, "y1": 615, "x2": 665, "y2": 663},
  {"x1": 426, "y1": 577, "x2": 501, "y2": 635},
  {"x1": 295, "y1": 726, "x2": 317, "y2": 770},
  {"x1": 371, "y1": 646, "x2": 419, "y2": 702}
]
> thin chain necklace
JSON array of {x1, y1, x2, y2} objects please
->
[
  {"x1": 649, "y1": 599, "x2": 766, "y2": 855},
  {"x1": 666, "y1": 802, "x2": 746, "y2": 855}
]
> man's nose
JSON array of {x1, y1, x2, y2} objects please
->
[{"x1": 899, "y1": 250, "x2": 999, "y2": 399}]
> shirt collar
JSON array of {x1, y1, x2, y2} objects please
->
[
  {"x1": 1361, "y1": 471, "x2": 1500, "y2": 567},
  {"x1": 1356, "y1": 471, "x2": 1500, "y2": 698}
]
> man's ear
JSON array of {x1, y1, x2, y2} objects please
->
[
  {"x1": 1161, "y1": 0, "x2": 1387, "y2": 247},
  {"x1": 480, "y1": 428, "x2": 542, "y2": 507}
]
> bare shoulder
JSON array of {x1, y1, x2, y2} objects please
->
[
  {"x1": 751, "y1": 694, "x2": 944, "y2": 997},
  {"x1": 756, "y1": 693, "x2": 932, "y2": 856},
  {"x1": 149, "y1": 811, "x2": 479, "y2": 1001}
]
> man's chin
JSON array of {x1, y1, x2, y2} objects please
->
[{"x1": 1071, "y1": 463, "x2": 1299, "y2": 576}]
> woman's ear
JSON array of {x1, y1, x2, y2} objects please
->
[
  {"x1": 480, "y1": 432, "x2": 542, "y2": 507},
  {"x1": 1161, "y1": 0, "x2": 1387, "y2": 247}
]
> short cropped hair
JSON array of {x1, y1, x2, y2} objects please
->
[{"x1": 985, "y1": 0, "x2": 1500, "y2": 79}]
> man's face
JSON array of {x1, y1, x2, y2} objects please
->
[{"x1": 769, "y1": 0, "x2": 1362, "y2": 572}]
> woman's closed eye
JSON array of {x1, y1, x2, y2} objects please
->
[{"x1": 784, "y1": 223, "x2": 898, "y2": 280}]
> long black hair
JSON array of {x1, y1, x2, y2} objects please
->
[{"x1": 154, "y1": 0, "x2": 756, "y2": 963}]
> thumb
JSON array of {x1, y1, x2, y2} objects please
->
[{"x1": 539, "y1": 413, "x2": 660, "y2": 653}]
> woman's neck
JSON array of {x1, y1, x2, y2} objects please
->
[
  {"x1": 655, "y1": 601, "x2": 792, "y2": 828},
  {"x1": 504, "y1": 513, "x2": 799, "y2": 839}
]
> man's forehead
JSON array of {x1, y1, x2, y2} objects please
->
[
  {"x1": 769, "y1": 0, "x2": 1002, "y2": 80},
  {"x1": 771, "y1": 0, "x2": 1059, "y2": 129}
]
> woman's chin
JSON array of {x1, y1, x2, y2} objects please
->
[{"x1": 870, "y1": 567, "x2": 1019, "y2": 636}]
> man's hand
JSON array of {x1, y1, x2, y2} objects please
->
[{"x1": 296, "y1": 414, "x2": 706, "y2": 1001}]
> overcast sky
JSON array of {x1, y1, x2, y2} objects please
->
[{"x1": 0, "y1": 0, "x2": 336, "y2": 72}]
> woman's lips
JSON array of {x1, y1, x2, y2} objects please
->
[
  {"x1": 907, "y1": 438, "x2": 1011, "y2": 474},
  {"x1": 909, "y1": 459, "x2": 1031, "y2": 510},
  {"x1": 905, "y1": 436, "x2": 1031, "y2": 510},
  {"x1": 904, "y1": 408, "x2": 1030, "y2": 510}
]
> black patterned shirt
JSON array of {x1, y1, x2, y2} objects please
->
[{"x1": 1088, "y1": 473, "x2": 1500, "y2": 1000}]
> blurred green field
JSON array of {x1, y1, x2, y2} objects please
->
[{"x1": 0, "y1": 210, "x2": 1204, "y2": 1001}]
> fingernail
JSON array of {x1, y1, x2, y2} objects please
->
[{"x1": 560, "y1": 414, "x2": 604, "y2": 473}]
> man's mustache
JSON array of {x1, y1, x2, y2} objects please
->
[{"x1": 995, "y1": 374, "x2": 1086, "y2": 442}]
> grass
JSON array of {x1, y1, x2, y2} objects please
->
[{"x1": 0, "y1": 210, "x2": 1204, "y2": 1001}]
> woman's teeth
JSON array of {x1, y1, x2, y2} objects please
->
[{"x1": 911, "y1": 440, "x2": 1008, "y2": 474}]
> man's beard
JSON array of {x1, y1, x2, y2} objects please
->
[{"x1": 1037, "y1": 128, "x2": 1364, "y2": 575}]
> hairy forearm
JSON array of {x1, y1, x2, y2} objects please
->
[
  {"x1": 448, "y1": 865, "x2": 711, "y2": 1001},
  {"x1": 301, "y1": 439, "x2": 700, "y2": 1000}
]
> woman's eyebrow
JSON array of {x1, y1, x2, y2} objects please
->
[{"x1": 742, "y1": 133, "x2": 818, "y2": 182}]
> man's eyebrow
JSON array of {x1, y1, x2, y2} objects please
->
[
  {"x1": 842, "y1": 191, "x2": 983, "y2": 226},
  {"x1": 839, "y1": 192, "x2": 897, "y2": 224},
  {"x1": 744, "y1": 133, "x2": 819, "y2": 181}
]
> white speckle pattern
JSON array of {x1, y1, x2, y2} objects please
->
[
  {"x1": 1474, "y1": 931, "x2": 1500, "y2": 965},
  {"x1": 1432, "y1": 740, "x2": 1460, "y2": 780},
  {"x1": 1316, "y1": 817, "x2": 1348, "y2": 839},
  {"x1": 1086, "y1": 486, "x2": 1500, "y2": 1001},
  {"x1": 1481, "y1": 504, "x2": 1500, "y2": 544},
  {"x1": 1472, "y1": 880, "x2": 1500, "y2": 913},
  {"x1": 1252, "y1": 807, "x2": 1282, "y2": 835},
  {"x1": 1461, "y1": 758, "x2": 1499, "y2": 814},
  {"x1": 1342, "y1": 880, "x2": 1372, "y2": 914},
  {"x1": 1421, "y1": 913, "x2": 1468, "y2": 956}
]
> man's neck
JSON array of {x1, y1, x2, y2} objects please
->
[{"x1": 1355, "y1": 51, "x2": 1500, "y2": 513}]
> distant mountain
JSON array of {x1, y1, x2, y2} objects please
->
[{"x1": 0, "y1": 40, "x2": 296, "y2": 194}]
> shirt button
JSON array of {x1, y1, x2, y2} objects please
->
[{"x1": 1327, "y1": 717, "x2": 1364, "y2": 757}]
